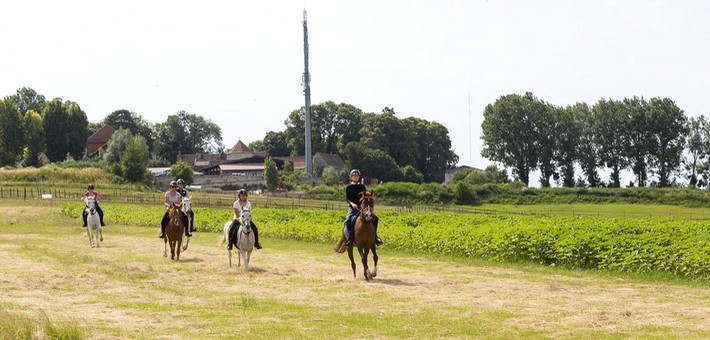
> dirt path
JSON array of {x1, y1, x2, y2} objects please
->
[{"x1": 0, "y1": 204, "x2": 708, "y2": 338}]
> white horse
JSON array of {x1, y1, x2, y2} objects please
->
[
  {"x1": 181, "y1": 197, "x2": 192, "y2": 251},
  {"x1": 221, "y1": 209, "x2": 255, "y2": 271},
  {"x1": 84, "y1": 196, "x2": 103, "y2": 248}
]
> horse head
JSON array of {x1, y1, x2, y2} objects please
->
[
  {"x1": 85, "y1": 196, "x2": 96, "y2": 214},
  {"x1": 359, "y1": 191, "x2": 375, "y2": 222},
  {"x1": 169, "y1": 203, "x2": 183, "y2": 225},
  {"x1": 182, "y1": 197, "x2": 192, "y2": 213},
  {"x1": 241, "y1": 209, "x2": 252, "y2": 233}
]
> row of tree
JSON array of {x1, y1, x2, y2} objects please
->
[
  {"x1": 1, "y1": 88, "x2": 458, "y2": 184},
  {"x1": 481, "y1": 92, "x2": 696, "y2": 188}
]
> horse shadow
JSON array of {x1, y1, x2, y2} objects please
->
[
  {"x1": 180, "y1": 257, "x2": 205, "y2": 263},
  {"x1": 369, "y1": 278, "x2": 414, "y2": 286}
]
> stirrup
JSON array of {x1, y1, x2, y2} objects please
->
[
  {"x1": 255, "y1": 242, "x2": 262, "y2": 249},
  {"x1": 158, "y1": 232, "x2": 164, "y2": 238},
  {"x1": 375, "y1": 237, "x2": 383, "y2": 246}
]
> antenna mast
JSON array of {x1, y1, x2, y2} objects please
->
[{"x1": 302, "y1": 9, "x2": 313, "y2": 176}]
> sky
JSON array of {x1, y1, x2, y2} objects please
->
[{"x1": 2, "y1": 0, "x2": 709, "y2": 186}]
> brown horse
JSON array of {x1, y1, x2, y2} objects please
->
[
  {"x1": 335, "y1": 191, "x2": 378, "y2": 280},
  {"x1": 164, "y1": 203, "x2": 185, "y2": 260}
]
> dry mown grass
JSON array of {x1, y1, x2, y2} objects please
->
[{"x1": 0, "y1": 202, "x2": 708, "y2": 339}]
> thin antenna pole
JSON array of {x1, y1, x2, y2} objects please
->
[
  {"x1": 468, "y1": 94, "x2": 472, "y2": 166},
  {"x1": 302, "y1": 9, "x2": 313, "y2": 176}
]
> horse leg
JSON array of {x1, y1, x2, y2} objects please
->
[
  {"x1": 87, "y1": 225, "x2": 94, "y2": 248},
  {"x1": 244, "y1": 249, "x2": 250, "y2": 272},
  {"x1": 359, "y1": 246, "x2": 370, "y2": 281},
  {"x1": 347, "y1": 246, "x2": 356, "y2": 278},
  {"x1": 176, "y1": 239, "x2": 182, "y2": 261},
  {"x1": 371, "y1": 246, "x2": 378, "y2": 278},
  {"x1": 164, "y1": 238, "x2": 168, "y2": 257},
  {"x1": 95, "y1": 226, "x2": 100, "y2": 248},
  {"x1": 185, "y1": 231, "x2": 191, "y2": 250},
  {"x1": 99, "y1": 225, "x2": 103, "y2": 242},
  {"x1": 237, "y1": 248, "x2": 242, "y2": 268}
]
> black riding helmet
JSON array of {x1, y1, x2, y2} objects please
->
[
  {"x1": 350, "y1": 169, "x2": 360, "y2": 176},
  {"x1": 170, "y1": 180, "x2": 178, "y2": 187},
  {"x1": 177, "y1": 178, "x2": 185, "y2": 185},
  {"x1": 88, "y1": 183, "x2": 94, "y2": 190},
  {"x1": 238, "y1": 188, "x2": 247, "y2": 196}
]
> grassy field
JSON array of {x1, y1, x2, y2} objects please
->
[{"x1": 0, "y1": 199, "x2": 709, "y2": 339}]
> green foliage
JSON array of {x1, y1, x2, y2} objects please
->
[
  {"x1": 153, "y1": 111, "x2": 223, "y2": 162},
  {"x1": 103, "y1": 109, "x2": 155, "y2": 153},
  {"x1": 0, "y1": 98, "x2": 24, "y2": 166},
  {"x1": 103, "y1": 128, "x2": 135, "y2": 164},
  {"x1": 0, "y1": 164, "x2": 113, "y2": 184},
  {"x1": 169, "y1": 161, "x2": 194, "y2": 185},
  {"x1": 62, "y1": 203, "x2": 709, "y2": 280},
  {"x1": 22, "y1": 110, "x2": 44, "y2": 167},
  {"x1": 322, "y1": 167, "x2": 341, "y2": 186},
  {"x1": 63, "y1": 100, "x2": 89, "y2": 160},
  {"x1": 121, "y1": 136, "x2": 150, "y2": 184},
  {"x1": 264, "y1": 157, "x2": 278, "y2": 192}
]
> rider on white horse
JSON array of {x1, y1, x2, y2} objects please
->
[
  {"x1": 82, "y1": 183, "x2": 105, "y2": 227},
  {"x1": 227, "y1": 188, "x2": 262, "y2": 250},
  {"x1": 176, "y1": 178, "x2": 195, "y2": 233},
  {"x1": 343, "y1": 169, "x2": 381, "y2": 247}
]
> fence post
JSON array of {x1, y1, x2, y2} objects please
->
[{"x1": 24, "y1": 187, "x2": 27, "y2": 201}]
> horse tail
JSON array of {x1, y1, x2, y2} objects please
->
[{"x1": 218, "y1": 237, "x2": 226, "y2": 247}]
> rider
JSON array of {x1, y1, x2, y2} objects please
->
[
  {"x1": 158, "y1": 180, "x2": 191, "y2": 239},
  {"x1": 343, "y1": 169, "x2": 382, "y2": 247},
  {"x1": 227, "y1": 188, "x2": 262, "y2": 250},
  {"x1": 82, "y1": 183, "x2": 106, "y2": 227},
  {"x1": 176, "y1": 178, "x2": 195, "y2": 232}
]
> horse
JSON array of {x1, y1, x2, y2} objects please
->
[
  {"x1": 164, "y1": 203, "x2": 185, "y2": 260},
  {"x1": 220, "y1": 209, "x2": 255, "y2": 271},
  {"x1": 181, "y1": 196, "x2": 193, "y2": 251},
  {"x1": 335, "y1": 191, "x2": 378, "y2": 280},
  {"x1": 84, "y1": 196, "x2": 103, "y2": 248}
]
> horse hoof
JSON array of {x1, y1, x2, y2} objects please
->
[{"x1": 100, "y1": 237, "x2": 103, "y2": 242}]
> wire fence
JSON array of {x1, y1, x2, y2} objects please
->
[{"x1": 2, "y1": 186, "x2": 708, "y2": 219}]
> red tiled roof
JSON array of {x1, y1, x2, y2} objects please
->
[{"x1": 86, "y1": 124, "x2": 116, "y2": 155}]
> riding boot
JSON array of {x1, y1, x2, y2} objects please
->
[
  {"x1": 374, "y1": 218, "x2": 382, "y2": 245},
  {"x1": 97, "y1": 205, "x2": 106, "y2": 226},
  {"x1": 159, "y1": 214, "x2": 168, "y2": 238},
  {"x1": 253, "y1": 223, "x2": 262, "y2": 249},
  {"x1": 189, "y1": 211, "x2": 195, "y2": 232},
  {"x1": 344, "y1": 220, "x2": 354, "y2": 247},
  {"x1": 227, "y1": 220, "x2": 237, "y2": 250},
  {"x1": 82, "y1": 211, "x2": 87, "y2": 228}
]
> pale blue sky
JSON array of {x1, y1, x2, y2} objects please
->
[{"x1": 2, "y1": 1, "x2": 708, "y2": 185}]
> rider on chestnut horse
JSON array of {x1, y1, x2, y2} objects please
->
[{"x1": 343, "y1": 169, "x2": 382, "y2": 247}]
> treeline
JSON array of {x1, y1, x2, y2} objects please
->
[
  {"x1": 249, "y1": 104, "x2": 459, "y2": 183},
  {"x1": 0, "y1": 88, "x2": 458, "y2": 184},
  {"x1": 481, "y1": 92, "x2": 704, "y2": 188}
]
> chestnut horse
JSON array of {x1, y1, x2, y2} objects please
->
[
  {"x1": 164, "y1": 203, "x2": 185, "y2": 260},
  {"x1": 335, "y1": 191, "x2": 378, "y2": 280}
]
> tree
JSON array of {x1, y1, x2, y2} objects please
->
[
  {"x1": 481, "y1": 93, "x2": 540, "y2": 185},
  {"x1": 8, "y1": 87, "x2": 45, "y2": 115},
  {"x1": 103, "y1": 128, "x2": 137, "y2": 164},
  {"x1": 623, "y1": 96, "x2": 653, "y2": 187},
  {"x1": 0, "y1": 98, "x2": 24, "y2": 166},
  {"x1": 593, "y1": 98, "x2": 628, "y2": 187},
  {"x1": 400, "y1": 165, "x2": 424, "y2": 184},
  {"x1": 261, "y1": 131, "x2": 290, "y2": 157},
  {"x1": 646, "y1": 97, "x2": 688, "y2": 187},
  {"x1": 103, "y1": 109, "x2": 155, "y2": 153},
  {"x1": 42, "y1": 98, "x2": 69, "y2": 162},
  {"x1": 686, "y1": 115, "x2": 708, "y2": 187},
  {"x1": 64, "y1": 101, "x2": 89, "y2": 160},
  {"x1": 572, "y1": 103, "x2": 601, "y2": 187},
  {"x1": 360, "y1": 109, "x2": 419, "y2": 168},
  {"x1": 22, "y1": 110, "x2": 44, "y2": 167},
  {"x1": 555, "y1": 105, "x2": 580, "y2": 187},
  {"x1": 344, "y1": 142, "x2": 402, "y2": 182},
  {"x1": 169, "y1": 161, "x2": 194, "y2": 185},
  {"x1": 264, "y1": 157, "x2": 278, "y2": 192},
  {"x1": 409, "y1": 118, "x2": 458, "y2": 183},
  {"x1": 121, "y1": 136, "x2": 150, "y2": 183},
  {"x1": 531, "y1": 98, "x2": 557, "y2": 187},
  {"x1": 153, "y1": 111, "x2": 223, "y2": 162}
]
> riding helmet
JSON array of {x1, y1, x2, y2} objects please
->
[
  {"x1": 170, "y1": 180, "x2": 178, "y2": 187},
  {"x1": 87, "y1": 183, "x2": 94, "y2": 189},
  {"x1": 238, "y1": 188, "x2": 248, "y2": 196},
  {"x1": 349, "y1": 169, "x2": 361, "y2": 176},
  {"x1": 177, "y1": 178, "x2": 185, "y2": 185}
]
